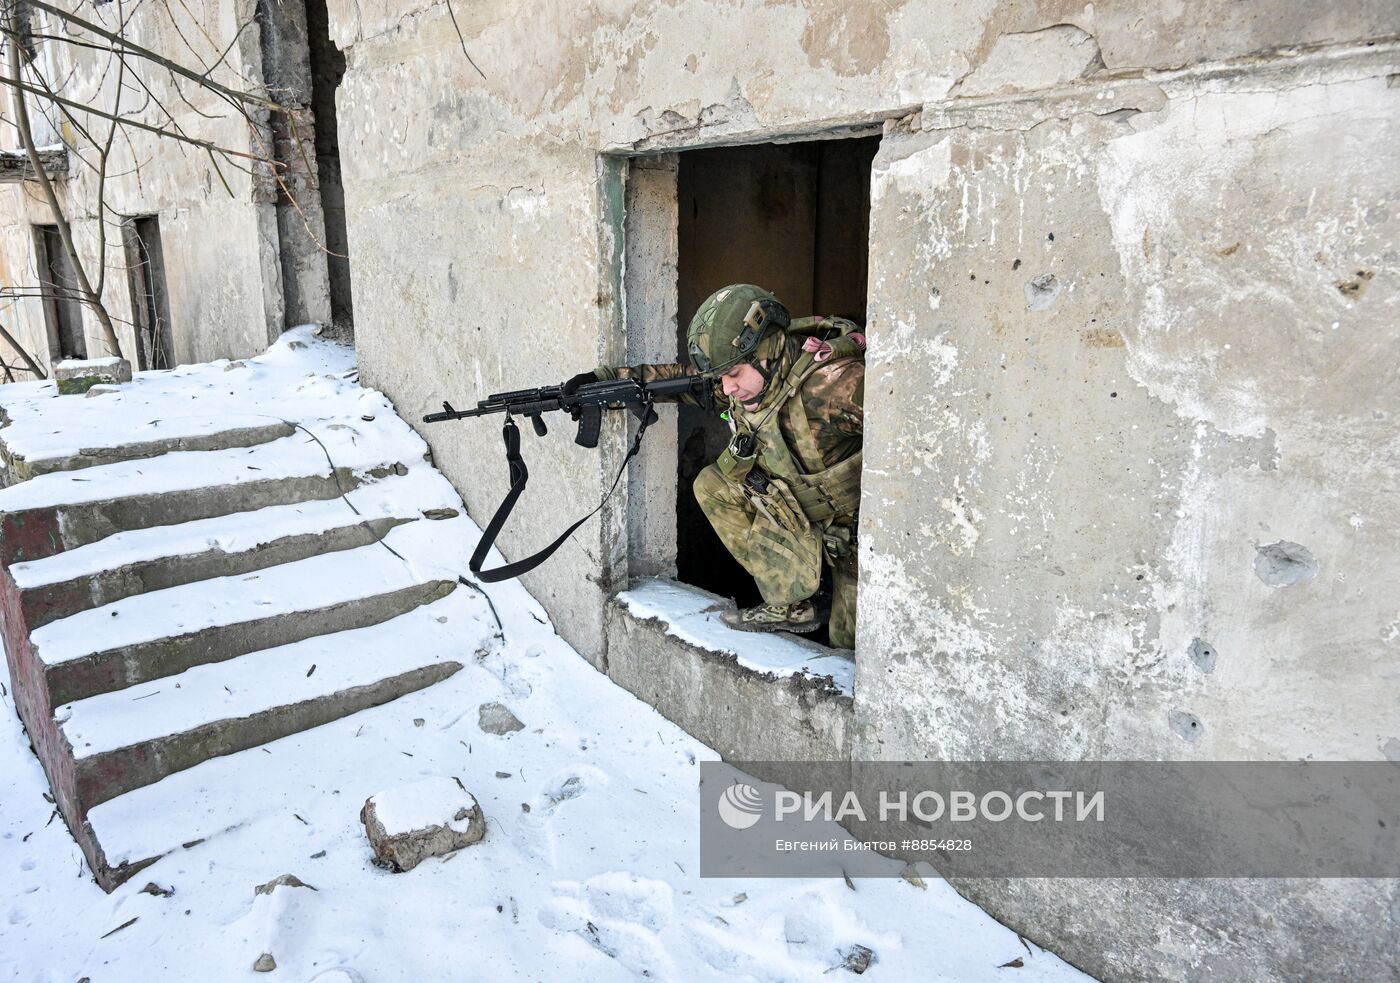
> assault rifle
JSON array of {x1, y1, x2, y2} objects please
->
[
  {"x1": 423, "y1": 374, "x2": 710, "y2": 448},
  {"x1": 423, "y1": 374, "x2": 712, "y2": 583}
]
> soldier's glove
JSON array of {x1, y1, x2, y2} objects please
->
[{"x1": 562, "y1": 370, "x2": 599, "y2": 395}]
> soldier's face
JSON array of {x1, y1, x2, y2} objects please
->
[{"x1": 720, "y1": 362, "x2": 765, "y2": 405}]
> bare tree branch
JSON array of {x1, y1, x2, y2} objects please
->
[
  {"x1": 2, "y1": 0, "x2": 345, "y2": 379},
  {"x1": 5, "y1": 4, "x2": 122, "y2": 358},
  {"x1": 93, "y1": 0, "x2": 131, "y2": 301},
  {"x1": 3, "y1": 71, "x2": 280, "y2": 163},
  {"x1": 0, "y1": 320, "x2": 48, "y2": 379},
  {"x1": 26, "y1": 0, "x2": 280, "y2": 110}
]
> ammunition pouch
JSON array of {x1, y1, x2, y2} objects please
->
[
  {"x1": 716, "y1": 431, "x2": 759, "y2": 482},
  {"x1": 821, "y1": 517, "x2": 858, "y2": 563},
  {"x1": 743, "y1": 467, "x2": 770, "y2": 496},
  {"x1": 788, "y1": 450, "x2": 864, "y2": 525},
  {"x1": 732, "y1": 467, "x2": 805, "y2": 533}
]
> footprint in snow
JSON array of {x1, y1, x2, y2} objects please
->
[
  {"x1": 539, "y1": 873, "x2": 675, "y2": 980},
  {"x1": 511, "y1": 765, "x2": 610, "y2": 864},
  {"x1": 306, "y1": 969, "x2": 365, "y2": 983},
  {"x1": 539, "y1": 764, "x2": 609, "y2": 811},
  {"x1": 687, "y1": 890, "x2": 883, "y2": 982},
  {"x1": 479, "y1": 648, "x2": 534, "y2": 698}
]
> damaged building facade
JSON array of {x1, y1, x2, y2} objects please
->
[
  {"x1": 1, "y1": 2, "x2": 1398, "y2": 980},
  {"x1": 0, "y1": 0, "x2": 350, "y2": 371}
]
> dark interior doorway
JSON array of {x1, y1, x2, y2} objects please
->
[
  {"x1": 124, "y1": 216, "x2": 174, "y2": 370},
  {"x1": 305, "y1": 0, "x2": 352, "y2": 333},
  {"x1": 674, "y1": 136, "x2": 879, "y2": 615},
  {"x1": 256, "y1": 0, "x2": 352, "y2": 336},
  {"x1": 34, "y1": 223, "x2": 86, "y2": 361}
]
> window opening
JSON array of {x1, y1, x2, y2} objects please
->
[
  {"x1": 34, "y1": 223, "x2": 86, "y2": 361},
  {"x1": 123, "y1": 216, "x2": 174, "y2": 370},
  {"x1": 621, "y1": 135, "x2": 878, "y2": 647}
]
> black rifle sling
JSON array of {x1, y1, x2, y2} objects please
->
[{"x1": 469, "y1": 404, "x2": 653, "y2": 583}]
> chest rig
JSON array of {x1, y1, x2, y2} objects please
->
[{"x1": 716, "y1": 324, "x2": 864, "y2": 541}]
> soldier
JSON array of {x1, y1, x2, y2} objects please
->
[{"x1": 564, "y1": 284, "x2": 865, "y2": 648}]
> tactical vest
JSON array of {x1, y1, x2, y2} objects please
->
[{"x1": 720, "y1": 323, "x2": 864, "y2": 528}]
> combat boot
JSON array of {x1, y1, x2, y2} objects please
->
[{"x1": 720, "y1": 599, "x2": 820, "y2": 634}]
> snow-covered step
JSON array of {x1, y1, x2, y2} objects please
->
[
  {"x1": 79, "y1": 671, "x2": 453, "y2": 888},
  {"x1": 0, "y1": 419, "x2": 294, "y2": 483},
  {"x1": 0, "y1": 433, "x2": 413, "y2": 565},
  {"x1": 57, "y1": 590, "x2": 480, "y2": 813},
  {"x1": 0, "y1": 329, "x2": 484, "y2": 895},
  {"x1": 5, "y1": 476, "x2": 459, "y2": 628},
  {"x1": 33, "y1": 542, "x2": 458, "y2": 706}
]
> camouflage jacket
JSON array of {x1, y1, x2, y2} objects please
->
[{"x1": 595, "y1": 318, "x2": 864, "y2": 471}]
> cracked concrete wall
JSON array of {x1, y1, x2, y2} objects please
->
[
  {"x1": 321, "y1": 3, "x2": 1398, "y2": 980},
  {"x1": 859, "y1": 41, "x2": 1399, "y2": 983}
]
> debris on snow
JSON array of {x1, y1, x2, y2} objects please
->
[
  {"x1": 900, "y1": 864, "x2": 929, "y2": 889},
  {"x1": 99, "y1": 915, "x2": 139, "y2": 938},
  {"x1": 254, "y1": 873, "x2": 317, "y2": 896},
  {"x1": 54, "y1": 356, "x2": 132, "y2": 395},
  {"x1": 841, "y1": 943, "x2": 876, "y2": 974},
  {"x1": 477, "y1": 701, "x2": 525, "y2": 735},
  {"x1": 361, "y1": 777, "x2": 486, "y2": 872}
]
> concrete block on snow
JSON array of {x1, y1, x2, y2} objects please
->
[
  {"x1": 361, "y1": 776, "x2": 485, "y2": 872},
  {"x1": 55, "y1": 357, "x2": 132, "y2": 395}
]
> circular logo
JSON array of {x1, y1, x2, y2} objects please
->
[{"x1": 717, "y1": 782, "x2": 764, "y2": 830}]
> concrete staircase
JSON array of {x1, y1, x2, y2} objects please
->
[{"x1": 0, "y1": 361, "x2": 477, "y2": 890}]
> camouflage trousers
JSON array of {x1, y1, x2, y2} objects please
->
[{"x1": 694, "y1": 464, "x2": 859, "y2": 649}]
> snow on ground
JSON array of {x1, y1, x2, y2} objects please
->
[
  {"x1": 0, "y1": 331, "x2": 1093, "y2": 982},
  {"x1": 0, "y1": 327, "x2": 374, "y2": 465}
]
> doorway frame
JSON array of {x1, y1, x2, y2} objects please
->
[{"x1": 601, "y1": 124, "x2": 885, "y2": 642}]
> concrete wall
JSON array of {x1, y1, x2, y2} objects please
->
[
  {"x1": 0, "y1": 0, "x2": 326, "y2": 378},
  {"x1": 857, "y1": 42, "x2": 1400, "y2": 982},
  {"x1": 328, "y1": 4, "x2": 1399, "y2": 979}
]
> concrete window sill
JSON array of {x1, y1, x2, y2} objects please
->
[{"x1": 604, "y1": 578, "x2": 853, "y2": 761}]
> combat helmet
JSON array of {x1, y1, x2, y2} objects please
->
[{"x1": 687, "y1": 284, "x2": 791, "y2": 378}]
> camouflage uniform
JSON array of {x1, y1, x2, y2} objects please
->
[{"x1": 597, "y1": 318, "x2": 864, "y2": 648}]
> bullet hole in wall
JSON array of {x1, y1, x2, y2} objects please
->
[
  {"x1": 1169, "y1": 710, "x2": 1204, "y2": 743},
  {"x1": 1254, "y1": 541, "x2": 1319, "y2": 587},
  {"x1": 1024, "y1": 274, "x2": 1061, "y2": 311},
  {"x1": 1188, "y1": 638, "x2": 1217, "y2": 673}
]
